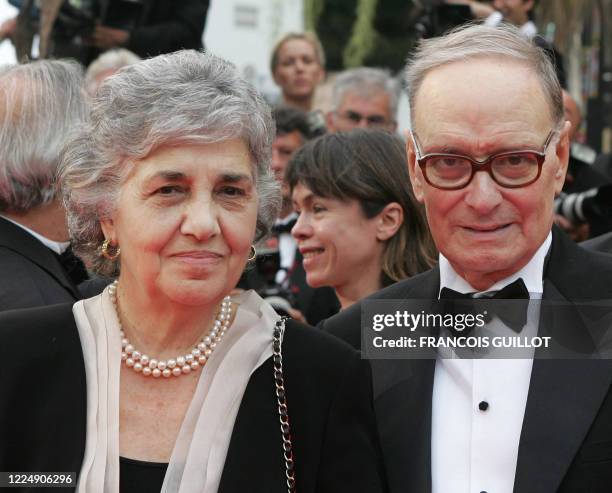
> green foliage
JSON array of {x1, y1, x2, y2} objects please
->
[
  {"x1": 343, "y1": 0, "x2": 378, "y2": 68},
  {"x1": 304, "y1": 0, "x2": 326, "y2": 32}
]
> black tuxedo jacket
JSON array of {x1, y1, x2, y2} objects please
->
[
  {"x1": 322, "y1": 228, "x2": 612, "y2": 493},
  {"x1": 0, "y1": 303, "x2": 385, "y2": 493},
  {"x1": 582, "y1": 231, "x2": 612, "y2": 255},
  {"x1": 0, "y1": 217, "x2": 80, "y2": 311}
]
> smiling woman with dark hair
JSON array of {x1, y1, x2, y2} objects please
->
[
  {"x1": 288, "y1": 129, "x2": 437, "y2": 309},
  {"x1": 0, "y1": 50, "x2": 385, "y2": 493}
]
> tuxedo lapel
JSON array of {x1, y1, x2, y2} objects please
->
[
  {"x1": 514, "y1": 232, "x2": 612, "y2": 492},
  {"x1": 371, "y1": 267, "x2": 440, "y2": 493},
  {"x1": 373, "y1": 358, "x2": 435, "y2": 493},
  {"x1": 0, "y1": 217, "x2": 79, "y2": 299}
]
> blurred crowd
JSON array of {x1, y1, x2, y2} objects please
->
[
  {"x1": 2, "y1": 3, "x2": 612, "y2": 491},
  {"x1": 0, "y1": 0, "x2": 610, "y2": 322}
]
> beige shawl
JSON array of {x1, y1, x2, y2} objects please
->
[{"x1": 73, "y1": 288, "x2": 277, "y2": 492}]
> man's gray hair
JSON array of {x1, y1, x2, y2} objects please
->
[
  {"x1": 0, "y1": 59, "x2": 87, "y2": 213},
  {"x1": 332, "y1": 67, "x2": 399, "y2": 117},
  {"x1": 60, "y1": 50, "x2": 280, "y2": 277},
  {"x1": 405, "y1": 23, "x2": 564, "y2": 126},
  {"x1": 84, "y1": 48, "x2": 141, "y2": 96}
]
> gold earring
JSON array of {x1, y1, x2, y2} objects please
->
[
  {"x1": 247, "y1": 245, "x2": 257, "y2": 261},
  {"x1": 101, "y1": 238, "x2": 121, "y2": 261}
]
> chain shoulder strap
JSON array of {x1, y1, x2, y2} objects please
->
[{"x1": 273, "y1": 317, "x2": 296, "y2": 493}]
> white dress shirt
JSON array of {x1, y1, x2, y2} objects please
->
[
  {"x1": 431, "y1": 232, "x2": 551, "y2": 493},
  {"x1": 484, "y1": 11, "x2": 537, "y2": 39},
  {"x1": 0, "y1": 214, "x2": 70, "y2": 254},
  {"x1": 274, "y1": 212, "x2": 298, "y2": 286}
]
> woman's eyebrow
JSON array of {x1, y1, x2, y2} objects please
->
[
  {"x1": 219, "y1": 173, "x2": 253, "y2": 183},
  {"x1": 144, "y1": 170, "x2": 187, "y2": 182}
]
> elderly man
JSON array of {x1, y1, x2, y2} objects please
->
[
  {"x1": 0, "y1": 60, "x2": 88, "y2": 311},
  {"x1": 326, "y1": 67, "x2": 398, "y2": 133},
  {"x1": 322, "y1": 24, "x2": 612, "y2": 493}
]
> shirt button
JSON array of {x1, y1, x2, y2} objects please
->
[{"x1": 478, "y1": 401, "x2": 489, "y2": 411}]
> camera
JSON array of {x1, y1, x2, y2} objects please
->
[
  {"x1": 554, "y1": 184, "x2": 612, "y2": 225},
  {"x1": 54, "y1": 2, "x2": 96, "y2": 39}
]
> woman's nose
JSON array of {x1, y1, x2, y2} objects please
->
[
  {"x1": 181, "y1": 199, "x2": 220, "y2": 240},
  {"x1": 291, "y1": 212, "x2": 311, "y2": 239}
]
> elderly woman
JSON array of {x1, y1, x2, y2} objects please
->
[
  {"x1": 289, "y1": 130, "x2": 437, "y2": 309},
  {"x1": 0, "y1": 52, "x2": 384, "y2": 492}
]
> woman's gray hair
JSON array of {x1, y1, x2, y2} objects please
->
[
  {"x1": 405, "y1": 23, "x2": 564, "y2": 126},
  {"x1": 332, "y1": 67, "x2": 399, "y2": 117},
  {"x1": 0, "y1": 59, "x2": 87, "y2": 213},
  {"x1": 60, "y1": 50, "x2": 280, "y2": 277}
]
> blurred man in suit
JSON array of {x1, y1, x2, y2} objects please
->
[
  {"x1": 323, "y1": 24, "x2": 612, "y2": 492},
  {"x1": 0, "y1": 60, "x2": 88, "y2": 311}
]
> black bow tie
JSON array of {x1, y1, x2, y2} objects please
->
[
  {"x1": 55, "y1": 247, "x2": 89, "y2": 286},
  {"x1": 272, "y1": 218, "x2": 297, "y2": 235},
  {"x1": 439, "y1": 278, "x2": 530, "y2": 335}
]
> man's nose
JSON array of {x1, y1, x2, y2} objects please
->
[
  {"x1": 180, "y1": 198, "x2": 220, "y2": 240},
  {"x1": 356, "y1": 118, "x2": 370, "y2": 129},
  {"x1": 464, "y1": 171, "x2": 503, "y2": 214}
]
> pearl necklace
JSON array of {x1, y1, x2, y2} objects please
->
[{"x1": 108, "y1": 281, "x2": 232, "y2": 378}]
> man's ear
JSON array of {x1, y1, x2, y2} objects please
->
[
  {"x1": 405, "y1": 131, "x2": 425, "y2": 203},
  {"x1": 326, "y1": 111, "x2": 336, "y2": 133},
  {"x1": 375, "y1": 202, "x2": 404, "y2": 241},
  {"x1": 553, "y1": 121, "x2": 571, "y2": 196}
]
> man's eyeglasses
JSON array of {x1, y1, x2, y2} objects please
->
[
  {"x1": 338, "y1": 110, "x2": 390, "y2": 128},
  {"x1": 411, "y1": 130, "x2": 557, "y2": 190}
]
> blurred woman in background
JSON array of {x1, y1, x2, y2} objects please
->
[
  {"x1": 270, "y1": 32, "x2": 326, "y2": 112},
  {"x1": 288, "y1": 129, "x2": 436, "y2": 309}
]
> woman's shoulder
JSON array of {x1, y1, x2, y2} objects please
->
[
  {"x1": 0, "y1": 302, "x2": 81, "y2": 359},
  {"x1": 283, "y1": 318, "x2": 361, "y2": 359},
  {"x1": 0, "y1": 301, "x2": 77, "y2": 331},
  {"x1": 0, "y1": 303, "x2": 87, "y2": 474},
  {"x1": 280, "y1": 318, "x2": 366, "y2": 384}
]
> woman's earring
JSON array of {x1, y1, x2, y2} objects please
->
[
  {"x1": 247, "y1": 245, "x2": 257, "y2": 261},
  {"x1": 101, "y1": 238, "x2": 121, "y2": 261}
]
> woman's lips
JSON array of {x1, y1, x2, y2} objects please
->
[
  {"x1": 300, "y1": 247, "x2": 324, "y2": 268},
  {"x1": 171, "y1": 251, "x2": 223, "y2": 265}
]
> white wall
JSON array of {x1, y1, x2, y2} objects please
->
[
  {"x1": 204, "y1": 0, "x2": 303, "y2": 102},
  {"x1": 0, "y1": 0, "x2": 17, "y2": 66}
]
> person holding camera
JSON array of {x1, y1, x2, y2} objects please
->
[{"x1": 2, "y1": 0, "x2": 209, "y2": 65}]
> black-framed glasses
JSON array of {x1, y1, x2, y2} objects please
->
[
  {"x1": 411, "y1": 130, "x2": 557, "y2": 190},
  {"x1": 338, "y1": 110, "x2": 390, "y2": 128}
]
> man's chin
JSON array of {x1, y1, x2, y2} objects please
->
[{"x1": 447, "y1": 252, "x2": 516, "y2": 278}]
